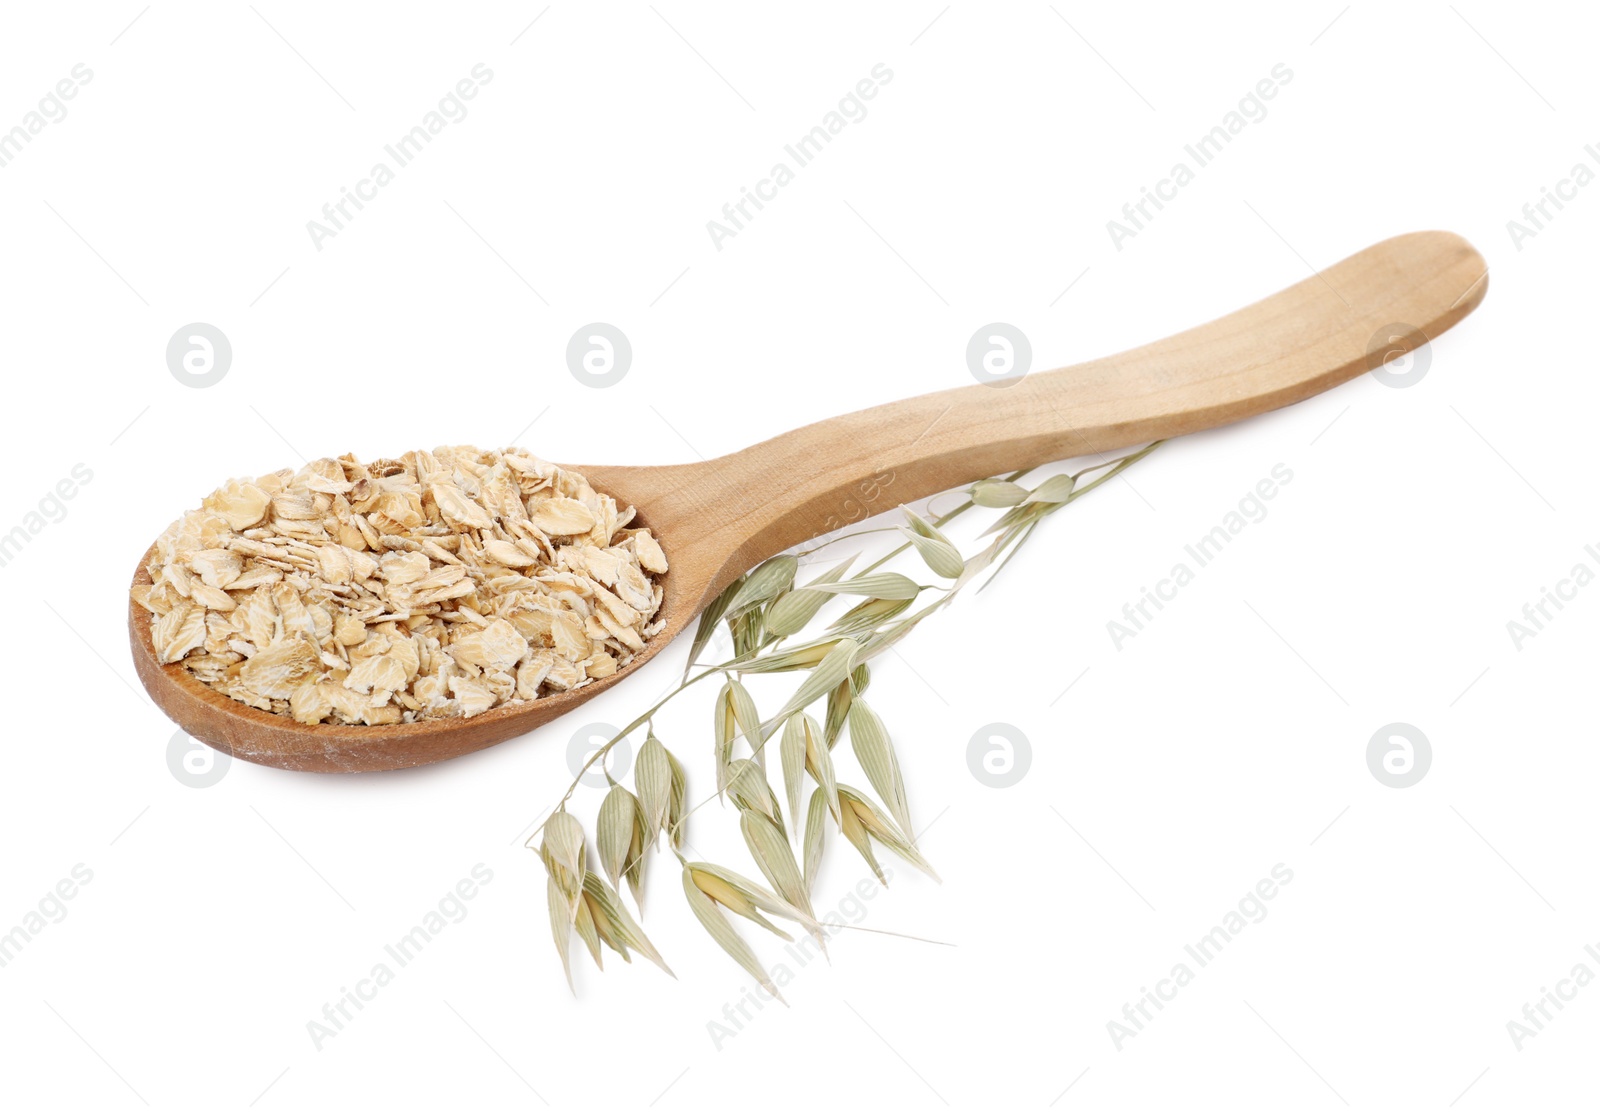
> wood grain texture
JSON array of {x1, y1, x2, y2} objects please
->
[{"x1": 129, "y1": 230, "x2": 1488, "y2": 772}]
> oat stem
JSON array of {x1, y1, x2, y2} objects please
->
[
  {"x1": 532, "y1": 444, "x2": 1162, "y2": 986},
  {"x1": 533, "y1": 666, "x2": 721, "y2": 840}
]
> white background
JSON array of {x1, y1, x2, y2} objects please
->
[{"x1": 0, "y1": 2, "x2": 1593, "y2": 1108}]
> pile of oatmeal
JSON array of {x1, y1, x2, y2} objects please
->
[{"x1": 132, "y1": 446, "x2": 667, "y2": 725}]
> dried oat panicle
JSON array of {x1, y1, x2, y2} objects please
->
[
  {"x1": 525, "y1": 442, "x2": 1160, "y2": 994},
  {"x1": 132, "y1": 446, "x2": 668, "y2": 725}
]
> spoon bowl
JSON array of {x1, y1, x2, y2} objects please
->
[{"x1": 130, "y1": 230, "x2": 1488, "y2": 771}]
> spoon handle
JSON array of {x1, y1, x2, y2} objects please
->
[{"x1": 609, "y1": 231, "x2": 1486, "y2": 601}]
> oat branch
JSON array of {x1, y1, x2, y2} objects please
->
[{"x1": 532, "y1": 444, "x2": 1161, "y2": 989}]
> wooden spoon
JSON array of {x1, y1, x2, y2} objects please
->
[{"x1": 129, "y1": 230, "x2": 1487, "y2": 772}]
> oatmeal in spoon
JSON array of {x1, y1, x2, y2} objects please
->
[{"x1": 131, "y1": 446, "x2": 668, "y2": 726}]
